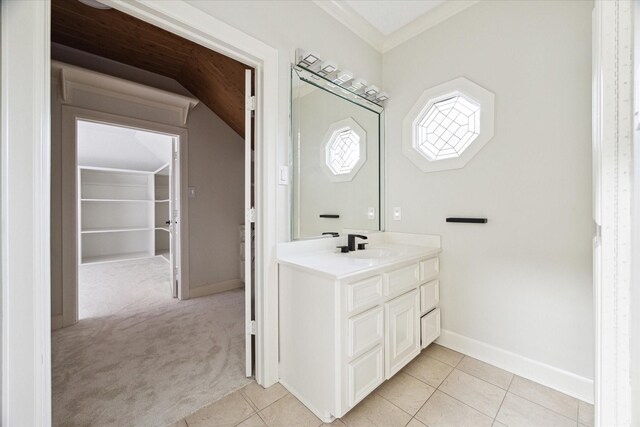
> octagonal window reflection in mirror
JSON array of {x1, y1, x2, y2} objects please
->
[{"x1": 322, "y1": 118, "x2": 367, "y2": 182}]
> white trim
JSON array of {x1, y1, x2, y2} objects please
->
[
  {"x1": 61, "y1": 107, "x2": 190, "y2": 325},
  {"x1": 51, "y1": 61, "x2": 199, "y2": 125},
  {"x1": 189, "y1": 279, "x2": 243, "y2": 299},
  {"x1": 437, "y1": 329, "x2": 594, "y2": 404},
  {"x1": 311, "y1": 0, "x2": 479, "y2": 53},
  {"x1": 312, "y1": 0, "x2": 384, "y2": 52},
  {"x1": 593, "y1": 1, "x2": 634, "y2": 425},
  {"x1": 1, "y1": 1, "x2": 52, "y2": 425},
  {"x1": 382, "y1": 1, "x2": 480, "y2": 53},
  {"x1": 100, "y1": 0, "x2": 280, "y2": 387}
]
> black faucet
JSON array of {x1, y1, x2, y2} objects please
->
[{"x1": 347, "y1": 234, "x2": 368, "y2": 251}]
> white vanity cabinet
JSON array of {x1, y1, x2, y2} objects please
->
[{"x1": 278, "y1": 246, "x2": 441, "y2": 423}]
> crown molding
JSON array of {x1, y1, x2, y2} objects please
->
[
  {"x1": 313, "y1": 0, "x2": 480, "y2": 54},
  {"x1": 51, "y1": 60, "x2": 199, "y2": 125},
  {"x1": 313, "y1": 0, "x2": 384, "y2": 52},
  {"x1": 382, "y1": 0, "x2": 480, "y2": 53}
]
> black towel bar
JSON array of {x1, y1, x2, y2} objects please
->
[{"x1": 446, "y1": 217, "x2": 487, "y2": 224}]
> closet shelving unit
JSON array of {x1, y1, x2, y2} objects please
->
[
  {"x1": 154, "y1": 164, "x2": 171, "y2": 262},
  {"x1": 79, "y1": 164, "x2": 171, "y2": 264}
]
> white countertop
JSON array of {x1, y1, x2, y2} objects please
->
[{"x1": 277, "y1": 233, "x2": 441, "y2": 279}]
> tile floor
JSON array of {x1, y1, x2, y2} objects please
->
[{"x1": 168, "y1": 344, "x2": 594, "y2": 427}]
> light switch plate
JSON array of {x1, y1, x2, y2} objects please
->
[
  {"x1": 188, "y1": 187, "x2": 196, "y2": 198},
  {"x1": 367, "y1": 207, "x2": 375, "y2": 220},
  {"x1": 393, "y1": 207, "x2": 402, "y2": 221},
  {"x1": 278, "y1": 166, "x2": 289, "y2": 185}
]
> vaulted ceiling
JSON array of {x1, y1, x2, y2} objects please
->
[{"x1": 51, "y1": 0, "x2": 251, "y2": 137}]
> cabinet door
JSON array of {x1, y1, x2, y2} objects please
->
[
  {"x1": 347, "y1": 306, "x2": 384, "y2": 358},
  {"x1": 385, "y1": 289, "x2": 420, "y2": 378},
  {"x1": 421, "y1": 308, "x2": 441, "y2": 349},
  {"x1": 348, "y1": 345, "x2": 384, "y2": 408},
  {"x1": 420, "y1": 280, "x2": 439, "y2": 314}
]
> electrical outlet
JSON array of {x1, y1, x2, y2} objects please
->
[
  {"x1": 367, "y1": 207, "x2": 375, "y2": 220},
  {"x1": 393, "y1": 207, "x2": 402, "y2": 221}
]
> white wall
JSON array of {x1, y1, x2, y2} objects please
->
[
  {"x1": 187, "y1": 0, "x2": 383, "y2": 242},
  {"x1": 51, "y1": 47, "x2": 245, "y2": 318},
  {"x1": 383, "y1": 0, "x2": 594, "y2": 386},
  {"x1": 186, "y1": 101, "x2": 245, "y2": 289}
]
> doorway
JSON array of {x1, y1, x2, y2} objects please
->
[
  {"x1": 75, "y1": 119, "x2": 179, "y2": 319},
  {"x1": 49, "y1": 1, "x2": 256, "y2": 424},
  {"x1": 1, "y1": 0, "x2": 279, "y2": 424}
]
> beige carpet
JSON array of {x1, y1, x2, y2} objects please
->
[{"x1": 52, "y1": 257, "x2": 251, "y2": 427}]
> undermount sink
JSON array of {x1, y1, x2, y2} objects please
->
[{"x1": 346, "y1": 247, "x2": 401, "y2": 259}]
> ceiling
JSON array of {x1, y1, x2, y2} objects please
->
[
  {"x1": 344, "y1": 0, "x2": 445, "y2": 35},
  {"x1": 313, "y1": 0, "x2": 479, "y2": 52},
  {"x1": 78, "y1": 121, "x2": 173, "y2": 171},
  {"x1": 51, "y1": 0, "x2": 251, "y2": 137}
]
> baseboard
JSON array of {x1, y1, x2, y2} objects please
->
[
  {"x1": 51, "y1": 314, "x2": 63, "y2": 331},
  {"x1": 189, "y1": 279, "x2": 243, "y2": 299},
  {"x1": 436, "y1": 329, "x2": 594, "y2": 404}
]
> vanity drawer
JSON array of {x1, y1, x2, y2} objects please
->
[
  {"x1": 420, "y1": 257, "x2": 439, "y2": 281},
  {"x1": 348, "y1": 344, "x2": 384, "y2": 408},
  {"x1": 347, "y1": 275, "x2": 383, "y2": 313},
  {"x1": 420, "y1": 280, "x2": 439, "y2": 314},
  {"x1": 384, "y1": 263, "x2": 420, "y2": 297},
  {"x1": 347, "y1": 306, "x2": 384, "y2": 358},
  {"x1": 421, "y1": 308, "x2": 441, "y2": 349}
]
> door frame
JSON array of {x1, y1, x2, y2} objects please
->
[
  {"x1": 1, "y1": 0, "x2": 279, "y2": 424},
  {"x1": 62, "y1": 106, "x2": 190, "y2": 326},
  {"x1": 592, "y1": 0, "x2": 635, "y2": 425}
]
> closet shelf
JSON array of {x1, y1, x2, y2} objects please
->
[
  {"x1": 81, "y1": 226, "x2": 153, "y2": 234},
  {"x1": 155, "y1": 199, "x2": 170, "y2": 203},
  {"x1": 81, "y1": 198, "x2": 152, "y2": 203},
  {"x1": 155, "y1": 227, "x2": 170, "y2": 232}
]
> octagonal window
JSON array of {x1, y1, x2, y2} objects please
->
[
  {"x1": 415, "y1": 93, "x2": 480, "y2": 160},
  {"x1": 322, "y1": 118, "x2": 367, "y2": 182},
  {"x1": 327, "y1": 128, "x2": 360, "y2": 175},
  {"x1": 402, "y1": 77, "x2": 495, "y2": 173}
]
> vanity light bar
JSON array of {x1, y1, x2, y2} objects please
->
[
  {"x1": 364, "y1": 85, "x2": 379, "y2": 96},
  {"x1": 296, "y1": 49, "x2": 321, "y2": 67},
  {"x1": 346, "y1": 77, "x2": 367, "y2": 92},
  {"x1": 318, "y1": 60, "x2": 338, "y2": 76},
  {"x1": 375, "y1": 92, "x2": 389, "y2": 102},
  {"x1": 332, "y1": 70, "x2": 353, "y2": 85},
  {"x1": 296, "y1": 47, "x2": 390, "y2": 104}
]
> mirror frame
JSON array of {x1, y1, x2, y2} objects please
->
[{"x1": 289, "y1": 65, "x2": 385, "y2": 240}]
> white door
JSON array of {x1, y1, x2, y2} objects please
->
[
  {"x1": 170, "y1": 137, "x2": 180, "y2": 298},
  {"x1": 385, "y1": 289, "x2": 420, "y2": 378},
  {"x1": 244, "y1": 69, "x2": 255, "y2": 377}
]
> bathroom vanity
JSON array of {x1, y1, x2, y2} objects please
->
[{"x1": 277, "y1": 232, "x2": 441, "y2": 422}]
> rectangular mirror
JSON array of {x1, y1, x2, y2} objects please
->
[{"x1": 291, "y1": 66, "x2": 383, "y2": 240}]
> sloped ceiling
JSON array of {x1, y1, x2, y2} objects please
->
[
  {"x1": 78, "y1": 121, "x2": 173, "y2": 171},
  {"x1": 51, "y1": 0, "x2": 251, "y2": 137}
]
